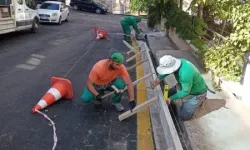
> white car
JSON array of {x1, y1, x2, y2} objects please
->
[{"x1": 38, "y1": 1, "x2": 69, "y2": 25}]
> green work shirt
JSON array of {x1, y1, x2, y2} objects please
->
[
  {"x1": 158, "y1": 59, "x2": 208, "y2": 101},
  {"x1": 122, "y1": 16, "x2": 140, "y2": 34}
]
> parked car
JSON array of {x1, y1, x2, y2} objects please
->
[
  {"x1": 70, "y1": 0, "x2": 107, "y2": 14},
  {"x1": 38, "y1": 1, "x2": 69, "y2": 24},
  {"x1": 0, "y1": 0, "x2": 39, "y2": 35}
]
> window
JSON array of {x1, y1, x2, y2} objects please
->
[
  {"x1": 26, "y1": 0, "x2": 36, "y2": 9},
  {"x1": 0, "y1": 0, "x2": 11, "y2": 5},
  {"x1": 61, "y1": 3, "x2": 66, "y2": 9},
  {"x1": 17, "y1": 0, "x2": 23, "y2": 5},
  {"x1": 40, "y1": 3, "x2": 59, "y2": 10},
  {"x1": 85, "y1": 0, "x2": 91, "y2": 3}
]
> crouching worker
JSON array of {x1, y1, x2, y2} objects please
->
[
  {"x1": 81, "y1": 52, "x2": 136, "y2": 111},
  {"x1": 120, "y1": 16, "x2": 142, "y2": 42},
  {"x1": 152, "y1": 55, "x2": 208, "y2": 121}
]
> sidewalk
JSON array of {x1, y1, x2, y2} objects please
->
[{"x1": 145, "y1": 32, "x2": 250, "y2": 150}]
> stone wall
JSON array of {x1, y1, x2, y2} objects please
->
[{"x1": 168, "y1": 27, "x2": 192, "y2": 51}]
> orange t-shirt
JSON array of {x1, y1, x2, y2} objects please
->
[{"x1": 89, "y1": 59, "x2": 129, "y2": 85}]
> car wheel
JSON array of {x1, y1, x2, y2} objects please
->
[
  {"x1": 31, "y1": 18, "x2": 39, "y2": 33},
  {"x1": 73, "y1": 5, "x2": 78, "y2": 10},
  {"x1": 65, "y1": 14, "x2": 69, "y2": 22},
  {"x1": 95, "y1": 8, "x2": 101, "y2": 14},
  {"x1": 58, "y1": 16, "x2": 62, "y2": 25}
]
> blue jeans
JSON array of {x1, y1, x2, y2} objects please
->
[{"x1": 169, "y1": 86, "x2": 207, "y2": 121}]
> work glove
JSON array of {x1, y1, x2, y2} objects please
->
[
  {"x1": 129, "y1": 100, "x2": 136, "y2": 111},
  {"x1": 95, "y1": 94, "x2": 102, "y2": 102},
  {"x1": 93, "y1": 94, "x2": 102, "y2": 105},
  {"x1": 93, "y1": 94, "x2": 102, "y2": 109}
]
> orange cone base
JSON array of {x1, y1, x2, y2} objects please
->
[
  {"x1": 51, "y1": 76, "x2": 73, "y2": 99},
  {"x1": 31, "y1": 77, "x2": 73, "y2": 113}
]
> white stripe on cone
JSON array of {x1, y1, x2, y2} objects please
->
[
  {"x1": 48, "y1": 88, "x2": 62, "y2": 101},
  {"x1": 38, "y1": 99, "x2": 48, "y2": 109}
]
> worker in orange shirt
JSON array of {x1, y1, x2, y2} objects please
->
[{"x1": 80, "y1": 52, "x2": 136, "y2": 111}]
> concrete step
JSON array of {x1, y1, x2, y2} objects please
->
[
  {"x1": 0, "y1": 18, "x2": 15, "y2": 31},
  {"x1": 0, "y1": 18, "x2": 14, "y2": 26}
]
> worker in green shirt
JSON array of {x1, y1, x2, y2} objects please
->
[
  {"x1": 152, "y1": 55, "x2": 208, "y2": 121},
  {"x1": 120, "y1": 16, "x2": 142, "y2": 42}
]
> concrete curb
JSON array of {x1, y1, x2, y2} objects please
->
[{"x1": 135, "y1": 40, "x2": 183, "y2": 150}]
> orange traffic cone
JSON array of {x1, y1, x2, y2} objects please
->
[
  {"x1": 32, "y1": 77, "x2": 73, "y2": 113},
  {"x1": 96, "y1": 33, "x2": 104, "y2": 40},
  {"x1": 94, "y1": 27, "x2": 108, "y2": 40}
]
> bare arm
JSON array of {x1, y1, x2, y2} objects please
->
[
  {"x1": 86, "y1": 78, "x2": 99, "y2": 96},
  {"x1": 123, "y1": 76, "x2": 135, "y2": 101}
]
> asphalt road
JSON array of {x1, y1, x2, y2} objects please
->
[{"x1": 0, "y1": 10, "x2": 137, "y2": 150}]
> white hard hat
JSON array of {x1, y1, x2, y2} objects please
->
[{"x1": 156, "y1": 55, "x2": 181, "y2": 75}]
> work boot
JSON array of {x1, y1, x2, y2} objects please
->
[
  {"x1": 93, "y1": 100, "x2": 102, "y2": 110},
  {"x1": 112, "y1": 103, "x2": 124, "y2": 112},
  {"x1": 94, "y1": 103, "x2": 102, "y2": 110}
]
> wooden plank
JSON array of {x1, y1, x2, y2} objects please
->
[{"x1": 118, "y1": 97, "x2": 157, "y2": 121}]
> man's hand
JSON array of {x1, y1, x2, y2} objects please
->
[
  {"x1": 125, "y1": 34, "x2": 132, "y2": 37},
  {"x1": 151, "y1": 78, "x2": 160, "y2": 88},
  {"x1": 118, "y1": 90, "x2": 124, "y2": 93},
  {"x1": 129, "y1": 100, "x2": 136, "y2": 111},
  {"x1": 166, "y1": 98, "x2": 171, "y2": 105},
  {"x1": 93, "y1": 94, "x2": 102, "y2": 109},
  {"x1": 95, "y1": 94, "x2": 102, "y2": 101}
]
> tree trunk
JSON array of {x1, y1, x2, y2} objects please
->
[
  {"x1": 198, "y1": 2, "x2": 204, "y2": 19},
  {"x1": 180, "y1": 0, "x2": 183, "y2": 10},
  {"x1": 220, "y1": 20, "x2": 227, "y2": 35}
]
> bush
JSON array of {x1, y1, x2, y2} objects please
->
[
  {"x1": 204, "y1": 3, "x2": 250, "y2": 81},
  {"x1": 147, "y1": 2, "x2": 164, "y2": 28},
  {"x1": 164, "y1": 2, "x2": 206, "y2": 41}
]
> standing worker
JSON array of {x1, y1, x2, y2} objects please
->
[
  {"x1": 120, "y1": 16, "x2": 142, "y2": 42},
  {"x1": 152, "y1": 55, "x2": 208, "y2": 121},
  {"x1": 81, "y1": 52, "x2": 136, "y2": 112}
]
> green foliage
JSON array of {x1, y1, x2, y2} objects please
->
[
  {"x1": 147, "y1": 0, "x2": 250, "y2": 81},
  {"x1": 230, "y1": 4, "x2": 250, "y2": 52},
  {"x1": 204, "y1": 43, "x2": 243, "y2": 81},
  {"x1": 204, "y1": 3, "x2": 250, "y2": 81},
  {"x1": 164, "y1": 2, "x2": 206, "y2": 41},
  {"x1": 147, "y1": 0, "x2": 166, "y2": 28},
  {"x1": 191, "y1": 38, "x2": 207, "y2": 61},
  {"x1": 130, "y1": 0, "x2": 148, "y2": 13}
]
